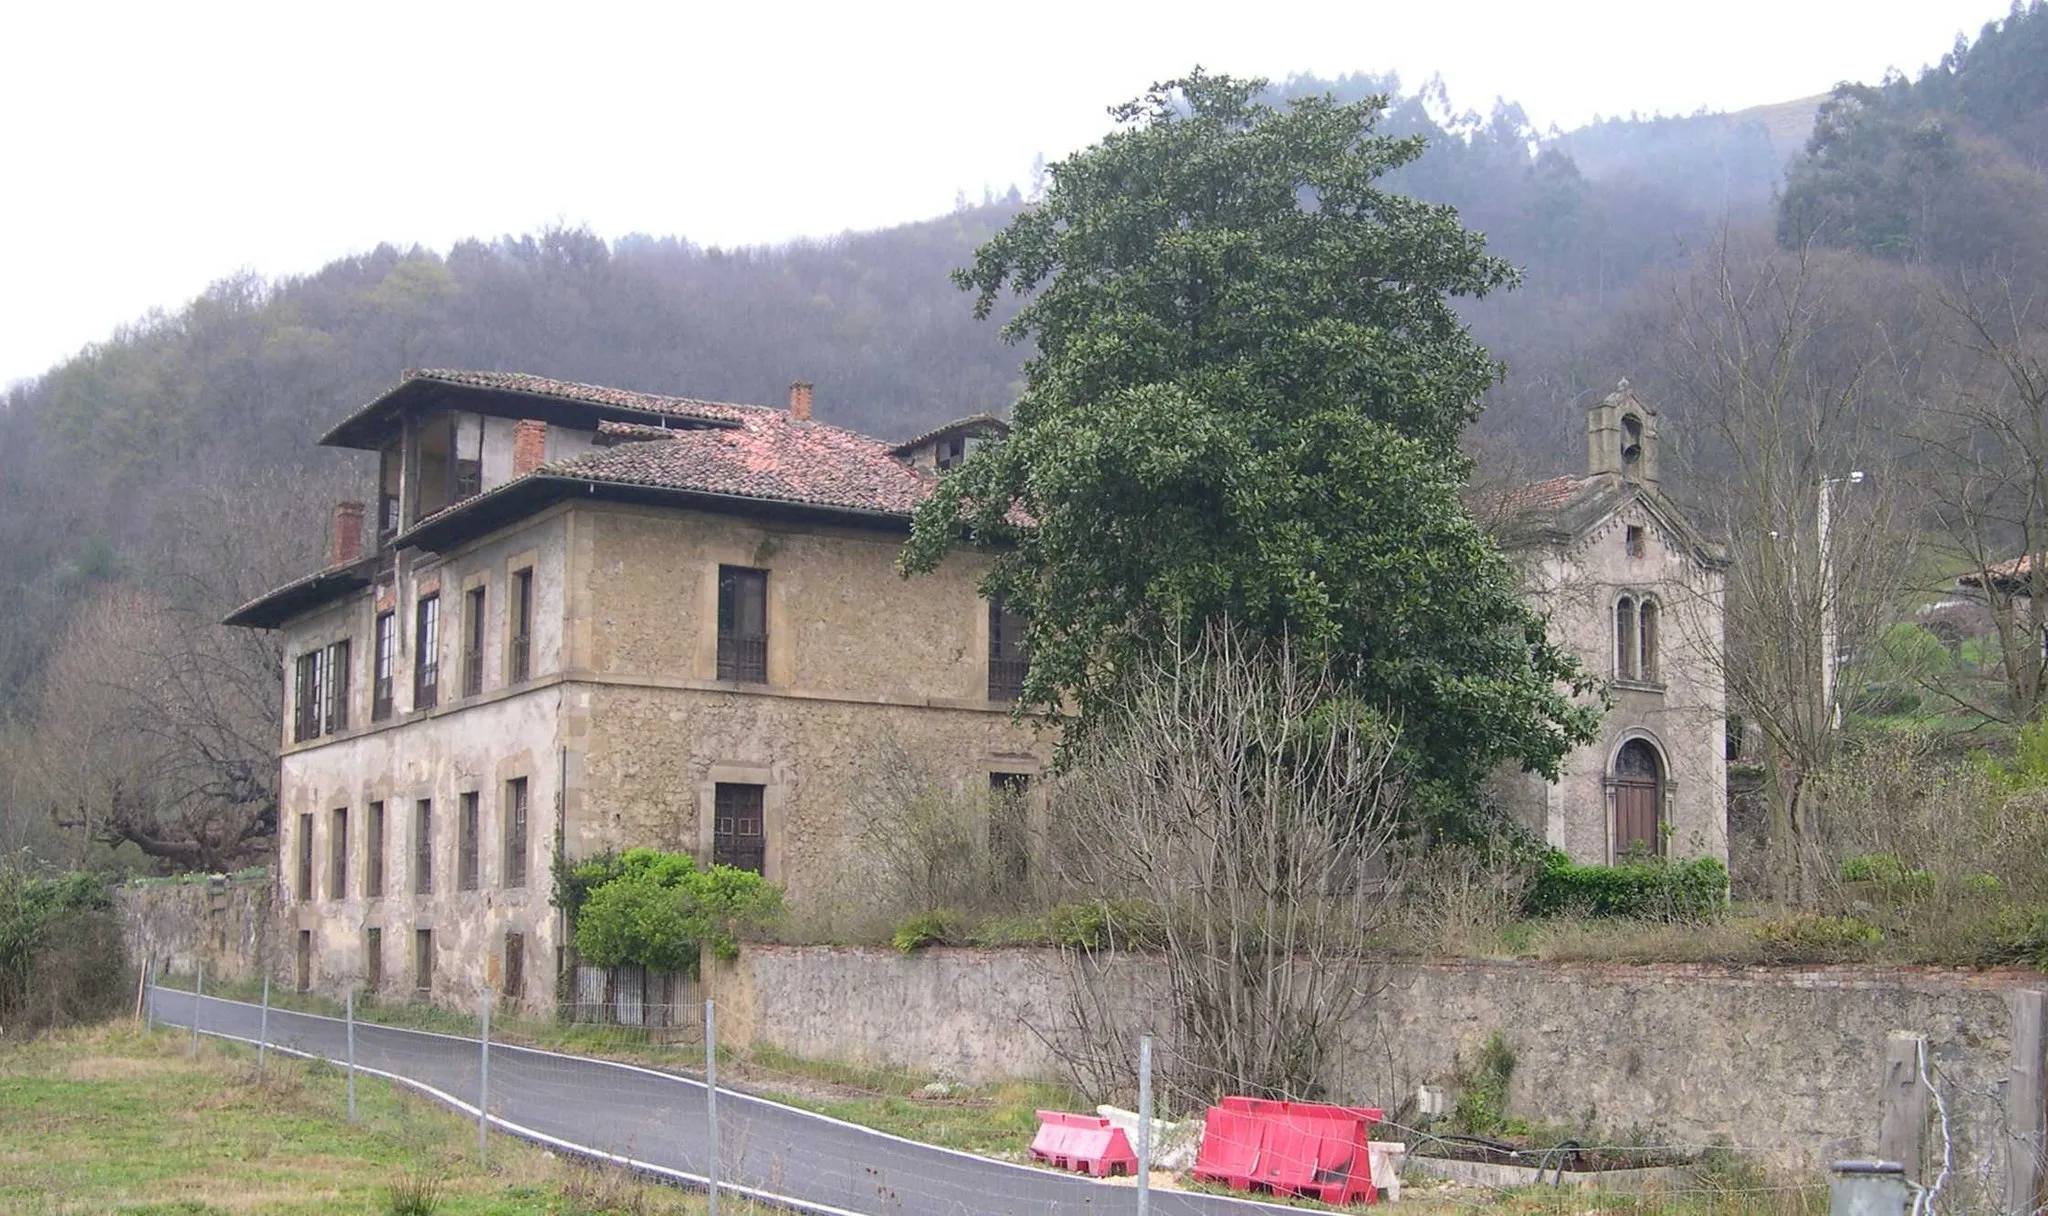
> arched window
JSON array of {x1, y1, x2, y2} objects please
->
[
  {"x1": 1621, "y1": 415, "x2": 1644, "y2": 479},
  {"x1": 1615, "y1": 596, "x2": 1638, "y2": 680},
  {"x1": 1639, "y1": 597, "x2": 1660, "y2": 683}
]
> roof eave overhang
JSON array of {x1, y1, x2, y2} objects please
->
[
  {"x1": 393, "y1": 474, "x2": 915, "y2": 553},
  {"x1": 318, "y1": 379, "x2": 740, "y2": 451},
  {"x1": 222, "y1": 561, "x2": 377, "y2": 630}
]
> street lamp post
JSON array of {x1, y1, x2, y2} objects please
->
[{"x1": 1819, "y1": 470, "x2": 1866, "y2": 729}]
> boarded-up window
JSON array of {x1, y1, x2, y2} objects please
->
[
  {"x1": 365, "y1": 802, "x2": 385, "y2": 898},
  {"x1": 458, "y1": 791, "x2": 479, "y2": 891},
  {"x1": 296, "y1": 813, "x2": 314, "y2": 902},
  {"x1": 365, "y1": 926, "x2": 383, "y2": 990},
  {"x1": 716, "y1": 566, "x2": 768, "y2": 682},
  {"x1": 413, "y1": 799, "x2": 433, "y2": 895},
  {"x1": 503, "y1": 932, "x2": 525, "y2": 999},
  {"x1": 713, "y1": 783, "x2": 766, "y2": 873},
  {"x1": 329, "y1": 807, "x2": 348, "y2": 900},
  {"x1": 503, "y1": 778, "x2": 529, "y2": 888},
  {"x1": 414, "y1": 928, "x2": 434, "y2": 995}
]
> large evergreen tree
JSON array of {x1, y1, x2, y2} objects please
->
[{"x1": 902, "y1": 71, "x2": 1599, "y2": 828}]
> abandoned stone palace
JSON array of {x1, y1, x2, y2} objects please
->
[{"x1": 226, "y1": 370, "x2": 1726, "y2": 1010}]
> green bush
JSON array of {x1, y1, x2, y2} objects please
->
[
  {"x1": 1525, "y1": 850, "x2": 1728, "y2": 921},
  {"x1": 1449, "y1": 1031, "x2": 1519, "y2": 1137},
  {"x1": 567, "y1": 849, "x2": 781, "y2": 976},
  {"x1": 1752, "y1": 914, "x2": 1882, "y2": 959},
  {"x1": 892, "y1": 910, "x2": 964, "y2": 953},
  {"x1": 1839, "y1": 853, "x2": 1936, "y2": 893},
  {"x1": 1, "y1": 862, "x2": 125, "y2": 1036},
  {"x1": 1038, "y1": 899, "x2": 1164, "y2": 950}
]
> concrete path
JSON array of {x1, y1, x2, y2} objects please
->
[{"x1": 146, "y1": 986, "x2": 1326, "y2": 1216}]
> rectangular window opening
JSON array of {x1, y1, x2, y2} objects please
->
[
  {"x1": 1626, "y1": 525, "x2": 1646, "y2": 559},
  {"x1": 414, "y1": 594, "x2": 440, "y2": 711},
  {"x1": 988, "y1": 597, "x2": 1028, "y2": 702},
  {"x1": 712, "y1": 782, "x2": 766, "y2": 874},
  {"x1": 372, "y1": 611, "x2": 396, "y2": 722},
  {"x1": 503, "y1": 777, "x2": 529, "y2": 889},
  {"x1": 509, "y1": 568, "x2": 534, "y2": 683},
  {"x1": 329, "y1": 807, "x2": 349, "y2": 900},
  {"x1": 414, "y1": 928, "x2": 434, "y2": 996},
  {"x1": 296, "y1": 812, "x2": 314, "y2": 902},
  {"x1": 413, "y1": 799, "x2": 433, "y2": 895},
  {"x1": 503, "y1": 932, "x2": 525, "y2": 1000},
  {"x1": 365, "y1": 801, "x2": 385, "y2": 898},
  {"x1": 292, "y1": 649, "x2": 325, "y2": 743},
  {"x1": 365, "y1": 926, "x2": 383, "y2": 991},
  {"x1": 462, "y1": 585, "x2": 486, "y2": 698},
  {"x1": 716, "y1": 566, "x2": 769, "y2": 683},
  {"x1": 458, "y1": 791, "x2": 479, "y2": 891},
  {"x1": 296, "y1": 929, "x2": 311, "y2": 993},
  {"x1": 325, "y1": 639, "x2": 351, "y2": 733}
]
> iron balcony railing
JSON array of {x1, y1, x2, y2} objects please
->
[
  {"x1": 989, "y1": 657, "x2": 1028, "y2": 702},
  {"x1": 462, "y1": 647, "x2": 483, "y2": 697},
  {"x1": 509, "y1": 633, "x2": 531, "y2": 683},
  {"x1": 414, "y1": 661, "x2": 438, "y2": 711},
  {"x1": 717, "y1": 635, "x2": 767, "y2": 683}
]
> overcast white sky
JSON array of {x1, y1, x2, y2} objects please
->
[{"x1": 0, "y1": 0, "x2": 2014, "y2": 387}]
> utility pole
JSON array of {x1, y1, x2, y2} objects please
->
[{"x1": 1818, "y1": 470, "x2": 1866, "y2": 730}]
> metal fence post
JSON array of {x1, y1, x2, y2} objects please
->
[
  {"x1": 258, "y1": 975, "x2": 270, "y2": 1078},
  {"x1": 706, "y1": 998, "x2": 720, "y2": 1216},
  {"x1": 345, "y1": 986, "x2": 357, "y2": 1124},
  {"x1": 189, "y1": 962, "x2": 202, "y2": 1057},
  {"x1": 143, "y1": 959, "x2": 154, "y2": 1034},
  {"x1": 1137, "y1": 1034, "x2": 1153, "y2": 1216},
  {"x1": 478, "y1": 987, "x2": 491, "y2": 1167}
]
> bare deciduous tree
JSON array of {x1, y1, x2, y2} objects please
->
[
  {"x1": 1660, "y1": 230, "x2": 1921, "y2": 903},
  {"x1": 1046, "y1": 624, "x2": 1402, "y2": 1106}
]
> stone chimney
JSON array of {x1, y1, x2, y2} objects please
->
[
  {"x1": 789, "y1": 381, "x2": 814, "y2": 422},
  {"x1": 512, "y1": 419, "x2": 547, "y2": 477},
  {"x1": 332, "y1": 501, "x2": 365, "y2": 565}
]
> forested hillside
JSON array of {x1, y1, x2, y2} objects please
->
[{"x1": 5, "y1": 3, "x2": 2044, "y2": 872}]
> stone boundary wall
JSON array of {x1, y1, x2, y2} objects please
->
[
  {"x1": 714, "y1": 945, "x2": 2048, "y2": 1196},
  {"x1": 116, "y1": 876, "x2": 280, "y2": 986}
]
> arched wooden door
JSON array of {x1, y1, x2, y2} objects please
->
[{"x1": 1613, "y1": 739, "x2": 1664, "y2": 858}]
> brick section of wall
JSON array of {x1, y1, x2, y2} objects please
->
[
  {"x1": 332, "y1": 501, "x2": 365, "y2": 565},
  {"x1": 512, "y1": 419, "x2": 548, "y2": 477}
]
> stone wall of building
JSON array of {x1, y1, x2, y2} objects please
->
[{"x1": 714, "y1": 945, "x2": 2042, "y2": 1190}]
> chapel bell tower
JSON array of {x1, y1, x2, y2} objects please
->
[{"x1": 1587, "y1": 378, "x2": 1659, "y2": 490}]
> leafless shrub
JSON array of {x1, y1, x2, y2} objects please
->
[{"x1": 1043, "y1": 623, "x2": 1403, "y2": 1108}]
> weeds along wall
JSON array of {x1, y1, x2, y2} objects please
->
[{"x1": 712, "y1": 945, "x2": 2046, "y2": 1183}]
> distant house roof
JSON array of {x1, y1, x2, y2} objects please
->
[
  {"x1": 1958, "y1": 552, "x2": 2045, "y2": 596},
  {"x1": 222, "y1": 559, "x2": 377, "y2": 630},
  {"x1": 319, "y1": 368, "x2": 749, "y2": 450},
  {"x1": 891, "y1": 413, "x2": 1009, "y2": 456},
  {"x1": 1469, "y1": 471, "x2": 1726, "y2": 569}
]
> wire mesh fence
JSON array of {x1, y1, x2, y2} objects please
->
[{"x1": 137, "y1": 963, "x2": 1894, "y2": 1215}]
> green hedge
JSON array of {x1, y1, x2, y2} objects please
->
[{"x1": 1526, "y1": 850, "x2": 1728, "y2": 922}]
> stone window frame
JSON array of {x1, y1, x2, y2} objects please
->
[
  {"x1": 503, "y1": 548, "x2": 540, "y2": 685},
  {"x1": 693, "y1": 543, "x2": 790, "y2": 686}
]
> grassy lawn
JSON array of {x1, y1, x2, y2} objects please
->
[{"x1": 0, "y1": 1020, "x2": 746, "y2": 1215}]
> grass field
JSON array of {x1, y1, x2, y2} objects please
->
[{"x1": 0, "y1": 1021, "x2": 747, "y2": 1215}]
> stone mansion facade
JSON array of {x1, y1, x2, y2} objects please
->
[{"x1": 229, "y1": 370, "x2": 1724, "y2": 1012}]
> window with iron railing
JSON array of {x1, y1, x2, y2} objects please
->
[
  {"x1": 509, "y1": 567, "x2": 533, "y2": 683},
  {"x1": 988, "y1": 597, "x2": 1028, "y2": 702},
  {"x1": 462, "y1": 586, "x2": 485, "y2": 698},
  {"x1": 296, "y1": 812, "x2": 314, "y2": 902},
  {"x1": 329, "y1": 807, "x2": 348, "y2": 900},
  {"x1": 365, "y1": 801, "x2": 385, "y2": 898},
  {"x1": 372, "y1": 611, "x2": 395, "y2": 721},
  {"x1": 717, "y1": 566, "x2": 768, "y2": 683},
  {"x1": 414, "y1": 594, "x2": 439, "y2": 710}
]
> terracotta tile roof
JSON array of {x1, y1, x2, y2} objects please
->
[
  {"x1": 1960, "y1": 551, "x2": 2045, "y2": 591},
  {"x1": 542, "y1": 407, "x2": 939, "y2": 517},
  {"x1": 890, "y1": 413, "x2": 1009, "y2": 455},
  {"x1": 405, "y1": 368, "x2": 751, "y2": 423}
]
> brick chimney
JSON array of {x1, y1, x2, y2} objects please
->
[
  {"x1": 332, "y1": 501, "x2": 365, "y2": 565},
  {"x1": 512, "y1": 419, "x2": 547, "y2": 477},
  {"x1": 789, "y1": 381, "x2": 814, "y2": 422}
]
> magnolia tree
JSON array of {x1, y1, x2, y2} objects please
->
[{"x1": 901, "y1": 71, "x2": 1598, "y2": 838}]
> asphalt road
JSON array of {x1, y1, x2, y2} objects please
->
[{"x1": 147, "y1": 986, "x2": 1330, "y2": 1216}]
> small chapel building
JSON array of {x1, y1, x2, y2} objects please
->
[{"x1": 1484, "y1": 381, "x2": 1729, "y2": 864}]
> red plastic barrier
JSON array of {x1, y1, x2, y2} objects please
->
[
  {"x1": 1028, "y1": 1110, "x2": 1139, "y2": 1178},
  {"x1": 1193, "y1": 1097, "x2": 1383, "y2": 1204}
]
